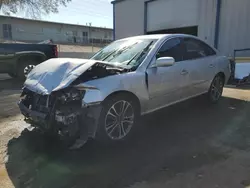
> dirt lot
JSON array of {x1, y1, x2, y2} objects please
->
[{"x1": 0, "y1": 75, "x2": 250, "y2": 188}]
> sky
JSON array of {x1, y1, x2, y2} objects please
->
[
  {"x1": 43, "y1": 0, "x2": 113, "y2": 28},
  {"x1": 2, "y1": 0, "x2": 114, "y2": 28}
]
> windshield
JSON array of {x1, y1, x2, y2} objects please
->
[{"x1": 90, "y1": 38, "x2": 157, "y2": 69}]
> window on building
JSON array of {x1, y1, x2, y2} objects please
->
[
  {"x1": 183, "y1": 38, "x2": 216, "y2": 60},
  {"x1": 82, "y1": 31, "x2": 88, "y2": 38},
  {"x1": 3, "y1": 24, "x2": 12, "y2": 39},
  {"x1": 156, "y1": 38, "x2": 184, "y2": 62}
]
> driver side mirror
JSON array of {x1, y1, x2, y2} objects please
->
[{"x1": 153, "y1": 57, "x2": 175, "y2": 68}]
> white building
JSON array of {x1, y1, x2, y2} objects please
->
[
  {"x1": 112, "y1": 0, "x2": 250, "y2": 57},
  {"x1": 0, "y1": 16, "x2": 113, "y2": 44}
]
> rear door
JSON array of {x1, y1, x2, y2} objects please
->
[{"x1": 182, "y1": 37, "x2": 217, "y2": 96}]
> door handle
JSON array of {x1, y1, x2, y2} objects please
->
[
  {"x1": 209, "y1": 64, "x2": 215, "y2": 68},
  {"x1": 181, "y1": 69, "x2": 188, "y2": 75}
]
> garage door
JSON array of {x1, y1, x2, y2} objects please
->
[
  {"x1": 147, "y1": 0, "x2": 200, "y2": 33},
  {"x1": 218, "y1": 0, "x2": 250, "y2": 56}
]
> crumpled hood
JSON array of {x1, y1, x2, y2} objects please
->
[{"x1": 24, "y1": 58, "x2": 98, "y2": 95}]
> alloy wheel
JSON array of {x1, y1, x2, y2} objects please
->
[
  {"x1": 210, "y1": 76, "x2": 223, "y2": 101},
  {"x1": 24, "y1": 64, "x2": 35, "y2": 77},
  {"x1": 105, "y1": 100, "x2": 134, "y2": 140}
]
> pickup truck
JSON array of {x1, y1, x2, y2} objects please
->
[{"x1": 0, "y1": 43, "x2": 58, "y2": 79}]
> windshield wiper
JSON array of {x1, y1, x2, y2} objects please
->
[
  {"x1": 99, "y1": 49, "x2": 120, "y2": 61},
  {"x1": 101, "y1": 42, "x2": 139, "y2": 61},
  {"x1": 126, "y1": 41, "x2": 154, "y2": 66}
]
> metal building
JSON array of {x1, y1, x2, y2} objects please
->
[
  {"x1": 112, "y1": 0, "x2": 250, "y2": 57},
  {"x1": 0, "y1": 16, "x2": 113, "y2": 45}
]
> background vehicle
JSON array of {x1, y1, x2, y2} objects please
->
[
  {"x1": 18, "y1": 34, "x2": 231, "y2": 149},
  {"x1": 0, "y1": 43, "x2": 58, "y2": 79},
  {"x1": 38, "y1": 39, "x2": 54, "y2": 44}
]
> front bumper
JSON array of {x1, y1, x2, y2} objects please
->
[
  {"x1": 18, "y1": 100, "x2": 82, "y2": 127},
  {"x1": 18, "y1": 100, "x2": 48, "y2": 125},
  {"x1": 18, "y1": 99, "x2": 102, "y2": 138}
]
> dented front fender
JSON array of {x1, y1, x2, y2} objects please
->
[{"x1": 82, "y1": 89, "x2": 103, "y2": 107}]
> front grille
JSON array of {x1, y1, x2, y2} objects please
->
[
  {"x1": 32, "y1": 94, "x2": 49, "y2": 113},
  {"x1": 22, "y1": 90, "x2": 51, "y2": 113},
  {"x1": 33, "y1": 94, "x2": 48, "y2": 106}
]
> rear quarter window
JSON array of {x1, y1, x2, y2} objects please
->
[{"x1": 183, "y1": 38, "x2": 216, "y2": 60}]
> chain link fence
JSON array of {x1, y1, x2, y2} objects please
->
[{"x1": 0, "y1": 37, "x2": 111, "y2": 59}]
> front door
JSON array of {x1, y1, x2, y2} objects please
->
[{"x1": 146, "y1": 37, "x2": 191, "y2": 111}]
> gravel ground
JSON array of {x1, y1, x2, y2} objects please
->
[{"x1": 0, "y1": 75, "x2": 250, "y2": 188}]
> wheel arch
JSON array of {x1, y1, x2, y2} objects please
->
[
  {"x1": 217, "y1": 72, "x2": 226, "y2": 83},
  {"x1": 103, "y1": 90, "x2": 141, "y2": 115},
  {"x1": 17, "y1": 53, "x2": 46, "y2": 66},
  {"x1": 14, "y1": 53, "x2": 46, "y2": 73}
]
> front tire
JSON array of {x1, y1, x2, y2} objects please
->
[
  {"x1": 207, "y1": 74, "x2": 224, "y2": 103},
  {"x1": 96, "y1": 94, "x2": 139, "y2": 143},
  {"x1": 17, "y1": 62, "x2": 36, "y2": 80}
]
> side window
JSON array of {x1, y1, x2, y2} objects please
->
[
  {"x1": 199, "y1": 41, "x2": 216, "y2": 56},
  {"x1": 156, "y1": 38, "x2": 184, "y2": 62},
  {"x1": 183, "y1": 38, "x2": 216, "y2": 60}
]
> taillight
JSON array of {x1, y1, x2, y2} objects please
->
[{"x1": 54, "y1": 45, "x2": 58, "y2": 57}]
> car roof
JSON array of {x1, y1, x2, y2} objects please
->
[
  {"x1": 118, "y1": 34, "x2": 198, "y2": 41},
  {"x1": 116, "y1": 34, "x2": 217, "y2": 52}
]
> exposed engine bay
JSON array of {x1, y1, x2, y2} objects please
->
[
  {"x1": 72, "y1": 62, "x2": 128, "y2": 84},
  {"x1": 18, "y1": 61, "x2": 128, "y2": 149}
]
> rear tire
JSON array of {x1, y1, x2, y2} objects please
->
[
  {"x1": 96, "y1": 94, "x2": 139, "y2": 144},
  {"x1": 207, "y1": 74, "x2": 225, "y2": 103},
  {"x1": 8, "y1": 72, "x2": 17, "y2": 78}
]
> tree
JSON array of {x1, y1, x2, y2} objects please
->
[{"x1": 0, "y1": 0, "x2": 71, "y2": 18}]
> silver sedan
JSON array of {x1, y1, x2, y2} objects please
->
[{"x1": 18, "y1": 34, "x2": 231, "y2": 149}]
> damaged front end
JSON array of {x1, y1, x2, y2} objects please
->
[
  {"x1": 18, "y1": 86, "x2": 102, "y2": 149},
  {"x1": 18, "y1": 58, "x2": 128, "y2": 149}
]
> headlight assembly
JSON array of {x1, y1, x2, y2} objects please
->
[{"x1": 59, "y1": 88, "x2": 85, "y2": 103}]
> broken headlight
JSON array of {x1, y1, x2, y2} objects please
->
[{"x1": 58, "y1": 88, "x2": 85, "y2": 103}]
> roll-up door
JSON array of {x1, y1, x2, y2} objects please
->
[{"x1": 147, "y1": 0, "x2": 200, "y2": 33}]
